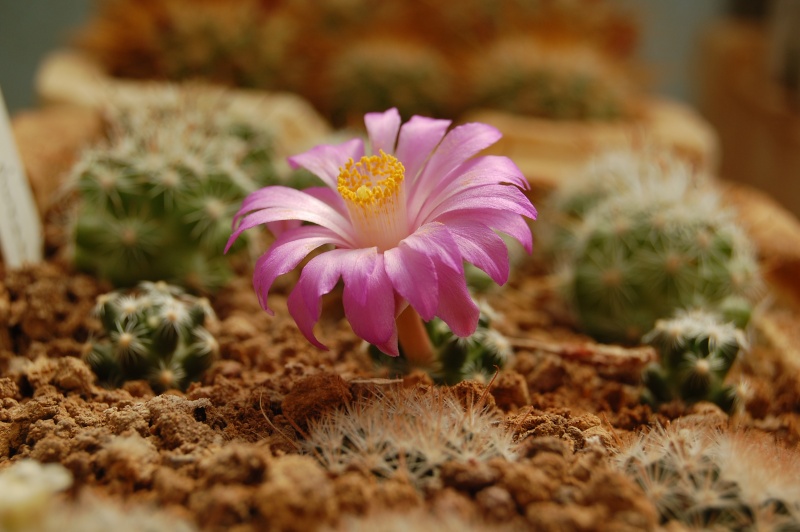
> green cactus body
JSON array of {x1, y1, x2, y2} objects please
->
[
  {"x1": 641, "y1": 309, "x2": 747, "y2": 411},
  {"x1": 70, "y1": 91, "x2": 284, "y2": 292},
  {"x1": 326, "y1": 38, "x2": 454, "y2": 126},
  {"x1": 548, "y1": 150, "x2": 760, "y2": 343},
  {"x1": 372, "y1": 302, "x2": 511, "y2": 384},
  {"x1": 469, "y1": 37, "x2": 633, "y2": 121},
  {"x1": 86, "y1": 281, "x2": 218, "y2": 392}
]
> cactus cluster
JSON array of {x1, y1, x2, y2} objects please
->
[
  {"x1": 546, "y1": 149, "x2": 761, "y2": 343},
  {"x1": 86, "y1": 281, "x2": 218, "y2": 392},
  {"x1": 75, "y1": 0, "x2": 640, "y2": 126},
  {"x1": 69, "y1": 89, "x2": 285, "y2": 292},
  {"x1": 641, "y1": 309, "x2": 748, "y2": 412},
  {"x1": 371, "y1": 302, "x2": 512, "y2": 384},
  {"x1": 615, "y1": 426, "x2": 800, "y2": 530},
  {"x1": 304, "y1": 387, "x2": 517, "y2": 490}
]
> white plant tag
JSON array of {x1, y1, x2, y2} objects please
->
[{"x1": 0, "y1": 86, "x2": 43, "y2": 268}]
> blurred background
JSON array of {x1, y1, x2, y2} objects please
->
[{"x1": 2, "y1": 0, "x2": 725, "y2": 113}]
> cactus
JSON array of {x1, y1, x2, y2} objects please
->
[
  {"x1": 76, "y1": 0, "x2": 290, "y2": 90},
  {"x1": 86, "y1": 281, "x2": 218, "y2": 392},
  {"x1": 547, "y1": 149, "x2": 761, "y2": 343},
  {"x1": 325, "y1": 37, "x2": 455, "y2": 126},
  {"x1": 304, "y1": 386, "x2": 517, "y2": 490},
  {"x1": 615, "y1": 426, "x2": 800, "y2": 530},
  {"x1": 371, "y1": 301, "x2": 512, "y2": 384},
  {"x1": 469, "y1": 36, "x2": 634, "y2": 120},
  {"x1": 69, "y1": 89, "x2": 288, "y2": 292},
  {"x1": 641, "y1": 309, "x2": 747, "y2": 412}
]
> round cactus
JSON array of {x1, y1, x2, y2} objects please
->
[
  {"x1": 468, "y1": 36, "x2": 634, "y2": 120},
  {"x1": 69, "y1": 89, "x2": 287, "y2": 292},
  {"x1": 548, "y1": 149, "x2": 761, "y2": 343},
  {"x1": 641, "y1": 309, "x2": 747, "y2": 411},
  {"x1": 325, "y1": 37, "x2": 455, "y2": 126},
  {"x1": 86, "y1": 281, "x2": 218, "y2": 392}
]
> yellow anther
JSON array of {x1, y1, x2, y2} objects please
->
[{"x1": 337, "y1": 150, "x2": 405, "y2": 209}]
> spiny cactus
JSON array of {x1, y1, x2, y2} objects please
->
[
  {"x1": 303, "y1": 386, "x2": 517, "y2": 490},
  {"x1": 325, "y1": 38, "x2": 455, "y2": 125},
  {"x1": 69, "y1": 89, "x2": 288, "y2": 292},
  {"x1": 641, "y1": 309, "x2": 748, "y2": 412},
  {"x1": 547, "y1": 149, "x2": 761, "y2": 343},
  {"x1": 371, "y1": 301, "x2": 512, "y2": 384},
  {"x1": 76, "y1": 0, "x2": 290, "y2": 90},
  {"x1": 469, "y1": 37, "x2": 634, "y2": 120},
  {"x1": 86, "y1": 281, "x2": 218, "y2": 392},
  {"x1": 615, "y1": 426, "x2": 800, "y2": 530}
]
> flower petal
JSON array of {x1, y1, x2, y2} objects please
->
[
  {"x1": 413, "y1": 155, "x2": 530, "y2": 226},
  {"x1": 365, "y1": 108, "x2": 401, "y2": 155},
  {"x1": 287, "y1": 138, "x2": 364, "y2": 189},
  {"x1": 341, "y1": 251, "x2": 398, "y2": 355},
  {"x1": 436, "y1": 209, "x2": 534, "y2": 254},
  {"x1": 227, "y1": 186, "x2": 356, "y2": 251},
  {"x1": 395, "y1": 115, "x2": 451, "y2": 181},
  {"x1": 425, "y1": 183, "x2": 537, "y2": 223},
  {"x1": 435, "y1": 261, "x2": 480, "y2": 337},
  {"x1": 399, "y1": 221, "x2": 463, "y2": 273},
  {"x1": 253, "y1": 225, "x2": 347, "y2": 314},
  {"x1": 286, "y1": 249, "x2": 354, "y2": 350},
  {"x1": 409, "y1": 122, "x2": 502, "y2": 212},
  {"x1": 384, "y1": 242, "x2": 439, "y2": 320},
  {"x1": 436, "y1": 218, "x2": 510, "y2": 285}
]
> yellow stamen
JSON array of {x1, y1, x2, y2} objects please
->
[{"x1": 337, "y1": 150, "x2": 408, "y2": 251}]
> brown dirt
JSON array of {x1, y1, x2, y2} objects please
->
[{"x1": 2, "y1": 105, "x2": 800, "y2": 531}]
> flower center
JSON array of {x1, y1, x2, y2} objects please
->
[{"x1": 337, "y1": 150, "x2": 408, "y2": 251}]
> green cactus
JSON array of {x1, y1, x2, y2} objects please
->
[
  {"x1": 325, "y1": 37, "x2": 455, "y2": 126},
  {"x1": 548, "y1": 149, "x2": 761, "y2": 343},
  {"x1": 641, "y1": 309, "x2": 747, "y2": 412},
  {"x1": 469, "y1": 36, "x2": 633, "y2": 120},
  {"x1": 371, "y1": 301, "x2": 511, "y2": 384},
  {"x1": 69, "y1": 91, "x2": 291, "y2": 292},
  {"x1": 86, "y1": 281, "x2": 218, "y2": 392}
]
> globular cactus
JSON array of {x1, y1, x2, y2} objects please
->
[
  {"x1": 372, "y1": 302, "x2": 512, "y2": 384},
  {"x1": 547, "y1": 149, "x2": 761, "y2": 343},
  {"x1": 76, "y1": 0, "x2": 291, "y2": 90},
  {"x1": 70, "y1": 89, "x2": 284, "y2": 292},
  {"x1": 641, "y1": 309, "x2": 747, "y2": 412},
  {"x1": 86, "y1": 281, "x2": 218, "y2": 392},
  {"x1": 325, "y1": 37, "x2": 455, "y2": 126},
  {"x1": 615, "y1": 426, "x2": 800, "y2": 530},
  {"x1": 469, "y1": 36, "x2": 634, "y2": 121},
  {"x1": 304, "y1": 387, "x2": 517, "y2": 490}
]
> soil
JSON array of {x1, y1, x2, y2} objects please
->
[{"x1": 2, "y1": 106, "x2": 800, "y2": 531}]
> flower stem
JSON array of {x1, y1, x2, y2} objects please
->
[{"x1": 396, "y1": 306, "x2": 435, "y2": 367}]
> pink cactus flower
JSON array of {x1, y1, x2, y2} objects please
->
[{"x1": 226, "y1": 108, "x2": 536, "y2": 358}]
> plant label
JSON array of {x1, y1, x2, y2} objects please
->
[{"x1": 0, "y1": 86, "x2": 43, "y2": 268}]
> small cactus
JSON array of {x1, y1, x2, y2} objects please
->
[
  {"x1": 547, "y1": 149, "x2": 761, "y2": 343},
  {"x1": 69, "y1": 89, "x2": 285, "y2": 291},
  {"x1": 86, "y1": 281, "x2": 218, "y2": 392},
  {"x1": 304, "y1": 386, "x2": 517, "y2": 490},
  {"x1": 615, "y1": 426, "x2": 800, "y2": 530},
  {"x1": 371, "y1": 301, "x2": 512, "y2": 384},
  {"x1": 469, "y1": 36, "x2": 634, "y2": 120},
  {"x1": 641, "y1": 309, "x2": 747, "y2": 412},
  {"x1": 325, "y1": 37, "x2": 455, "y2": 126}
]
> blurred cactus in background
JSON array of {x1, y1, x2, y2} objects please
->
[
  {"x1": 76, "y1": 0, "x2": 293, "y2": 89},
  {"x1": 544, "y1": 148, "x2": 761, "y2": 343},
  {"x1": 641, "y1": 309, "x2": 747, "y2": 411},
  {"x1": 69, "y1": 87, "x2": 296, "y2": 292},
  {"x1": 74, "y1": 0, "x2": 641, "y2": 126},
  {"x1": 86, "y1": 281, "x2": 217, "y2": 392},
  {"x1": 469, "y1": 37, "x2": 634, "y2": 120}
]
